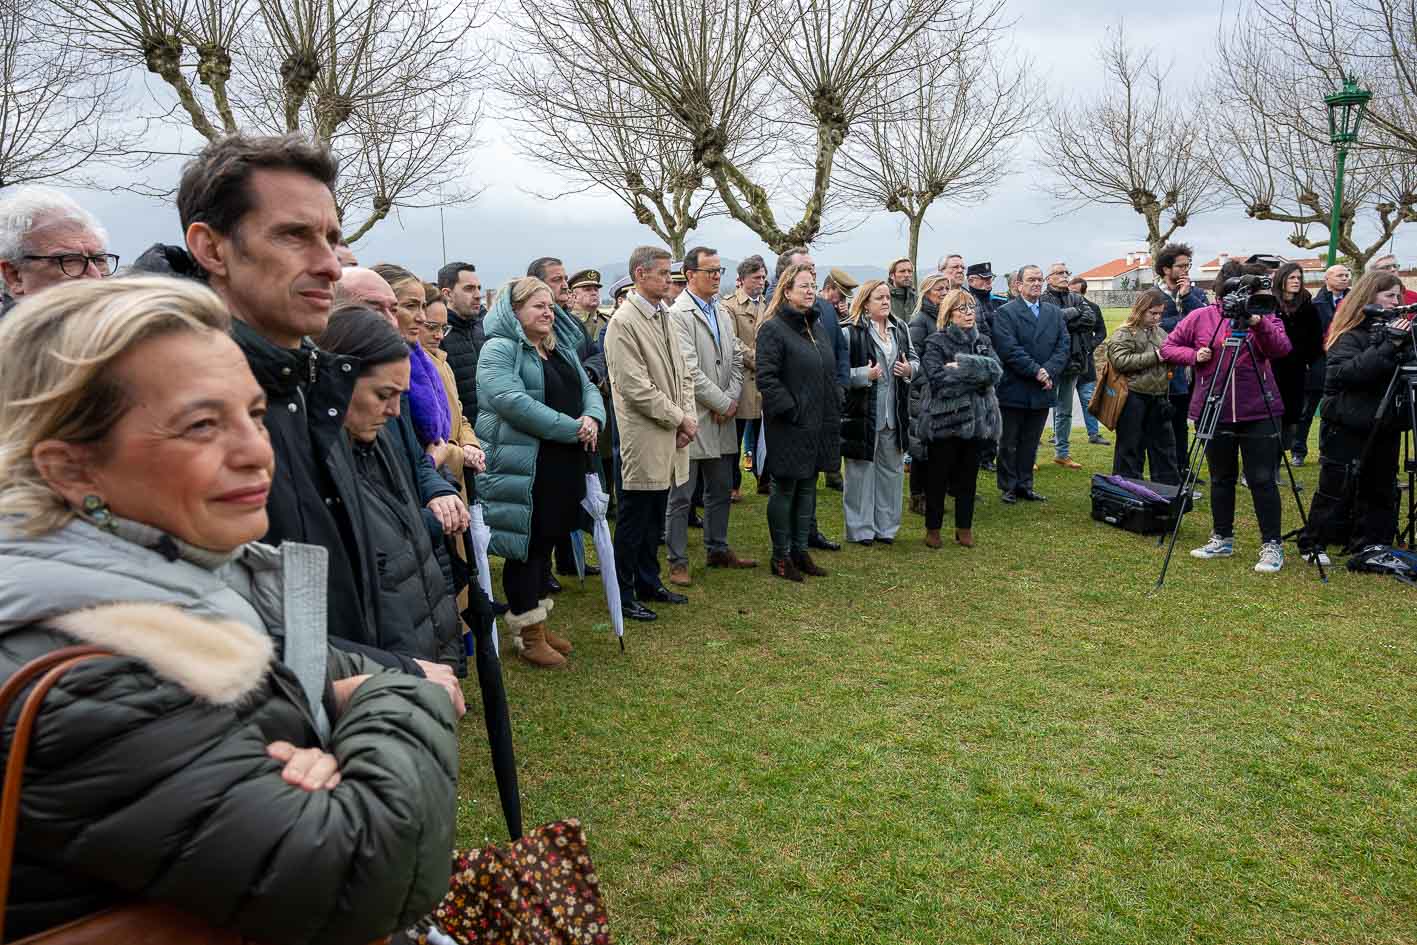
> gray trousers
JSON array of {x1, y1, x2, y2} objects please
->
[
  {"x1": 666, "y1": 454, "x2": 734, "y2": 566},
  {"x1": 842, "y1": 427, "x2": 905, "y2": 540}
]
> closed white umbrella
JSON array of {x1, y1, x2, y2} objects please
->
[
  {"x1": 467, "y1": 503, "x2": 499, "y2": 657},
  {"x1": 579, "y1": 472, "x2": 624, "y2": 649}
]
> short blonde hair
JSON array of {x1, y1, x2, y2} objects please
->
[
  {"x1": 937, "y1": 289, "x2": 977, "y2": 330},
  {"x1": 0, "y1": 276, "x2": 232, "y2": 536}
]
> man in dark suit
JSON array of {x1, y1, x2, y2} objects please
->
[{"x1": 990, "y1": 265, "x2": 1071, "y2": 502}]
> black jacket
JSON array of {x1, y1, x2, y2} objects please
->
[
  {"x1": 1321, "y1": 313, "x2": 1412, "y2": 432},
  {"x1": 231, "y1": 320, "x2": 375, "y2": 659},
  {"x1": 1045, "y1": 286, "x2": 1102, "y2": 380},
  {"x1": 1310, "y1": 288, "x2": 1345, "y2": 392},
  {"x1": 756, "y1": 304, "x2": 843, "y2": 480},
  {"x1": 841, "y1": 317, "x2": 913, "y2": 460},
  {"x1": 1273, "y1": 292, "x2": 1325, "y2": 424},
  {"x1": 967, "y1": 286, "x2": 998, "y2": 336},
  {"x1": 0, "y1": 611, "x2": 457, "y2": 945},
  {"x1": 442, "y1": 306, "x2": 487, "y2": 422},
  {"x1": 353, "y1": 432, "x2": 464, "y2": 677}
]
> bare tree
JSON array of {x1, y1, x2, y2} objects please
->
[
  {"x1": 36, "y1": 0, "x2": 486, "y2": 240},
  {"x1": 1250, "y1": 0, "x2": 1417, "y2": 163},
  {"x1": 834, "y1": 35, "x2": 1035, "y2": 274},
  {"x1": 504, "y1": 0, "x2": 1002, "y2": 252},
  {"x1": 1208, "y1": 14, "x2": 1417, "y2": 272},
  {"x1": 495, "y1": 55, "x2": 768, "y2": 256},
  {"x1": 1042, "y1": 26, "x2": 1222, "y2": 257},
  {"x1": 0, "y1": 0, "x2": 136, "y2": 188}
]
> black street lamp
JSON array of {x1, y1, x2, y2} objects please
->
[{"x1": 1324, "y1": 76, "x2": 1373, "y2": 266}]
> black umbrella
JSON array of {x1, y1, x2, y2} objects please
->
[{"x1": 462, "y1": 594, "x2": 522, "y2": 841}]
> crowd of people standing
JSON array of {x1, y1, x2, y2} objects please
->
[{"x1": 0, "y1": 129, "x2": 1413, "y2": 943}]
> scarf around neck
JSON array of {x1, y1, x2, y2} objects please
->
[{"x1": 407, "y1": 343, "x2": 451, "y2": 445}]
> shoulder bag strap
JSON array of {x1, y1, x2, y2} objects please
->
[{"x1": 0, "y1": 645, "x2": 112, "y2": 940}]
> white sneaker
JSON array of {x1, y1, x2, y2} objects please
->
[
  {"x1": 1302, "y1": 549, "x2": 1332, "y2": 566},
  {"x1": 1255, "y1": 541, "x2": 1285, "y2": 573},
  {"x1": 1191, "y1": 535, "x2": 1235, "y2": 559}
]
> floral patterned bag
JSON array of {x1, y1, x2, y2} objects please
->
[{"x1": 426, "y1": 820, "x2": 610, "y2": 945}]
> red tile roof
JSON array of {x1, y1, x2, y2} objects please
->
[{"x1": 1078, "y1": 257, "x2": 1151, "y2": 279}]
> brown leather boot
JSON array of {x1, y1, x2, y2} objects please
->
[
  {"x1": 771, "y1": 556, "x2": 804, "y2": 582},
  {"x1": 507, "y1": 605, "x2": 565, "y2": 668},
  {"x1": 538, "y1": 597, "x2": 572, "y2": 655},
  {"x1": 793, "y1": 552, "x2": 828, "y2": 577},
  {"x1": 955, "y1": 528, "x2": 975, "y2": 548},
  {"x1": 924, "y1": 529, "x2": 942, "y2": 549}
]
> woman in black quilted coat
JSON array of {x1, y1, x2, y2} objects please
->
[
  {"x1": 755, "y1": 262, "x2": 842, "y2": 581},
  {"x1": 0, "y1": 278, "x2": 458, "y2": 945},
  {"x1": 920, "y1": 289, "x2": 1003, "y2": 549}
]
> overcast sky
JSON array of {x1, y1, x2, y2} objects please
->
[{"x1": 77, "y1": 0, "x2": 1401, "y2": 290}]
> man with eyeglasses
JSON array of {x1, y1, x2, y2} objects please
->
[
  {"x1": 665, "y1": 246, "x2": 757, "y2": 584},
  {"x1": 0, "y1": 186, "x2": 115, "y2": 317},
  {"x1": 1042, "y1": 261, "x2": 1101, "y2": 468},
  {"x1": 1372, "y1": 254, "x2": 1417, "y2": 304}
]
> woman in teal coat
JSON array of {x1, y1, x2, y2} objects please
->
[{"x1": 476, "y1": 276, "x2": 605, "y2": 667}]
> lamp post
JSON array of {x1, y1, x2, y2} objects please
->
[{"x1": 1323, "y1": 75, "x2": 1373, "y2": 266}]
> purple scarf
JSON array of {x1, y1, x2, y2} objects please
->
[{"x1": 407, "y1": 343, "x2": 451, "y2": 446}]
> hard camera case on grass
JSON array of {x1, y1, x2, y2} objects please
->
[{"x1": 1090, "y1": 474, "x2": 1192, "y2": 535}]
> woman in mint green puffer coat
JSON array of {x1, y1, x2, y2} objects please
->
[{"x1": 475, "y1": 277, "x2": 605, "y2": 665}]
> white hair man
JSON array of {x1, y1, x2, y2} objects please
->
[
  {"x1": 0, "y1": 186, "x2": 114, "y2": 315},
  {"x1": 1372, "y1": 254, "x2": 1417, "y2": 304}
]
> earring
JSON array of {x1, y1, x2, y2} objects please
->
[{"x1": 81, "y1": 494, "x2": 114, "y2": 530}]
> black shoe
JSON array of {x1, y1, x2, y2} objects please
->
[
  {"x1": 642, "y1": 586, "x2": 688, "y2": 604},
  {"x1": 808, "y1": 532, "x2": 841, "y2": 551},
  {"x1": 544, "y1": 575, "x2": 563, "y2": 594},
  {"x1": 875, "y1": 536, "x2": 894, "y2": 545},
  {"x1": 825, "y1": 472, "x2": 844, "y2": 492},
  {"x1": 980, "y1": 461, "x2": 997, "y2": 472},
  {"x1": 1001, "y1": 490, "x2": 1018, "y2": 504},
  {"x1": 1291, "y1": 455, "x2": 1306, "y2": 467},
  {"x1": 1088, "y1": 434, "x2": 1110, "y2": 445},
  {"x1": 556, "y1": 563, "x2": 601, "y2": 577},
  {"x1": 689, "y1": 512, "x2": 704, "y2": 529},
  {"x1": 1018, "y1": 489, "x2": 1048, "y2": 502},
  {"x1": 622, "y1": 600, "x2": 658, "y2": 622},
  {"x1": 853, "y1": 539, "x2": 874, "y2": 546}
]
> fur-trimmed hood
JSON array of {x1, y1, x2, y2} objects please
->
[{"x1": 51, "y1": 603, "x2": 272, "y2": 704}]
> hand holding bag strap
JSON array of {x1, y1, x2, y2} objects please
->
[{"x1": 0, "y1": 646, "x2": 111, "y2": 941}]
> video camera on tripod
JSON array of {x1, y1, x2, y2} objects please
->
[
  {"x1": 1363, "y1": 302, "x2": 1417, "y2": 359},
  {"x1": 1219, "y1": 274, "x2": 1277, "y2": 328}
]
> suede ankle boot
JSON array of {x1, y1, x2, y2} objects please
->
[
  {"x1": 793, "y1": 552, "x2": 828, "y2": 577},
  {"x1": 507, "y1": 605, "x2": 565, "y2": 668},
  {"x1": 955, "y1": 528, "x2": 974, "y2": 548},
  {"x1": 924, "y1": 529, "x2": 942, "y2": 548},
  {"x1": 538, "y1": 598, "x2": 572, "y2": 655}
]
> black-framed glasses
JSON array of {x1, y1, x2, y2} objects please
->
[
  {"x1": 688, "y1": 267, "x2": 727, "y2": 276},
  {"x1": 22, "y1": 253, "x2": 120, "y2": 277}
]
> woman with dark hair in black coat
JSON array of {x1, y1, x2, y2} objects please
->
[
  {"x1": 317, "y1": 307, "x2": 464, "y2": 680},
  {"x1": 1272, "y1": 261, "x2": 1325, "y2": 459},
  {"x1": 756, "y1": 262, "x2": 842, "y2": 581}
]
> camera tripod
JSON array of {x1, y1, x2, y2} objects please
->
[
  {"x1": 1374, "y1": 364, "x2": 1417, "y2": 549},
  {"x1": 1155, "y1": 326, "x2": 1326, "y2": 588}
]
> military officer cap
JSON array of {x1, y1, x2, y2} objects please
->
[
  {"x1": 670, "y1": 261, "x2": 687, "y2": 285},
  {"x1": 608, "y1": 275, "x2": 633, "y2": 301},
  {"x1": 569, "y1": 268, "x2": 602, "y2": 290},
  {"x1": 966, "y1": 262, "x2": 993, "y2": 278},
  {"x1": 827, "y1": 267, "x2": 860, "y2": 294}
]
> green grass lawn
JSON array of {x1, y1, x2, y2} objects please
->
[{"x1": 455, "y1": 377, "x2": 1417, "y2": 943}]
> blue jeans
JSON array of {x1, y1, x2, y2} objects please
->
[{"x1": 1052, "y1": 374, "x2": 1100, "y2": 457}]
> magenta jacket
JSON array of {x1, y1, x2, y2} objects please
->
[{"x1": 1160, "y1": 304, "x2": 1292, "y2": 424}]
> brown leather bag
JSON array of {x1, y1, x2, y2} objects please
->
[
  {"x1": 0, "y1": 645, "x2": 389, "y2": 945},
  {"x1": 1088, "y1": 341, "x2": 1130, "y2": 432}
]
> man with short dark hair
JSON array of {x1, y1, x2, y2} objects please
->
[
  {"x1": 0, "y1": 185, "x2": 115, "y2": 316},
  {"x1": 179, "y1": 132, "x2": 402, "y2": 671},
  {"x1": 438, "y1": 261, "x2": 484, "y2": 422},
  {"x1": 1154, "y1": 242, "x2": 1209, "y2": 466},
  {"x1": 723, "y1": 256, "x2": 768, "y2": 496},
  {"x1": 665, "y1": 246, "x2": 756, "y2": 584},
  {"x1": 1043, "y1": 261, "x2": 1103, "y2": 467},
  {"x1": 528, "y1": 256, "x2": 570, "y2": 308},
  {"x1": 603, "y1": 245, "x2": 696, "y2": 622},
  {"x1": 991, "y1": 265, "x2": 1070, "y2": 502}
]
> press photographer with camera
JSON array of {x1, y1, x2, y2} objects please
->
[
  {"x1": 1301, "y1": 271, "x2": 1415, "y2": 557},
  {"x1": 1161, "y1": 261, "x2": 1293, "y2": 573}
]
